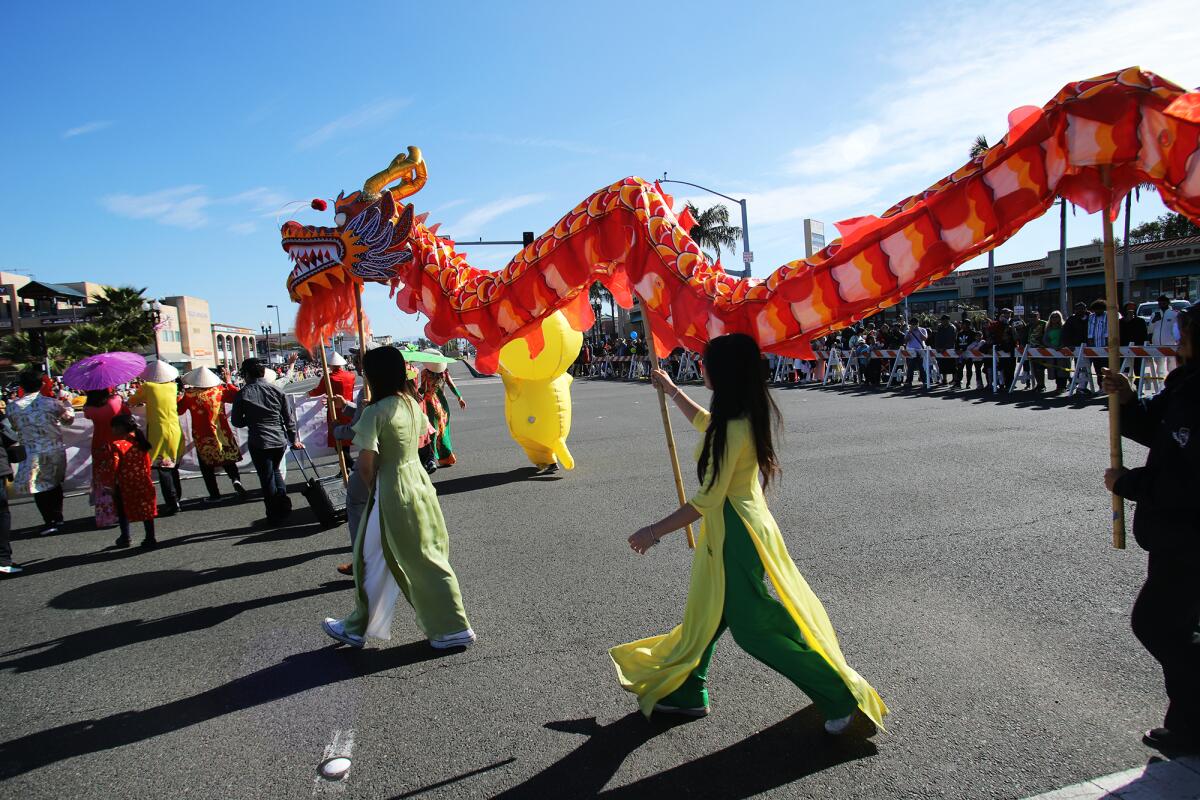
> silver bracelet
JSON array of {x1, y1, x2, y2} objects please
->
[{"x1": 649, "y1": 523, "x2": 659, "y2": 543}]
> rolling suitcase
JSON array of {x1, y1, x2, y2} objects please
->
[{"x1": 289, "y1": 449, "x2": 348, "y2": 528}]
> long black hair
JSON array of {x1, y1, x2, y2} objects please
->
[
  {"x1": 362, "y1": 347, "x2": 419, "y2": 402},
  {"x1": 111, "y1": 413, "x2": 152, "y2": 452},
  {"x1": 85, "y1": 389, "x2": 113, "y2": 407},
  {"x1": 697, "y1": 333, "x2": 781, "y2": 490}
]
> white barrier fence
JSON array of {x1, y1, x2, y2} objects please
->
[{"x1": 53, "y1": 395, "x2": 338, "y2": 493}]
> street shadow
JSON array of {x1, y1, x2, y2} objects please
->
[
  {"x1": 48, "y1": 546, "x2": 344, "y2": 609},
  {"x1": 494, "y1": 707, "x2": 876, "y2": 799},
  {"x1": 16, "y1": 517, "x2": 330, "y2": 576},
  {"x1": 0, "y1": 642, "x2": 453, "y2": 779},
  {"x1": 802, "y1": 382, "x2": 1105, "y2": 412},
  {"x1": 433, "y1": 467, "x2": 540, "y2": 496},
  {"x1": 0, "y1": 581, "x2": 352, "y2": 673}
]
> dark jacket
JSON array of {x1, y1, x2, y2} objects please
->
[
  {"x1": 1119, "y1": 315, "x2": 1149, "y2": 346},
  {"x1": 1061, "y1": 313, "x2": 1088, "y2": 348},
  {"x1": 230, "y1": 379, "x2": 297, "y2": 450},
  {"x1": 1113, "y1": 363, "x2": 1200, "y2": 553},
  {"x1": 0, "y1": 412, "x2": 16, "y2": 479},
  {"x1": 933, "y1": 322, "x2": 957, "y2": 350}
]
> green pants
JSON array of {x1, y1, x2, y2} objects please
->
[{"x1": 661, "y1": 502, "x2": 858, "y2": 719}]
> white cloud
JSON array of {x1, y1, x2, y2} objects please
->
[
  {"x1": 102, "y1": 186, "x2": 210, "y2": 229},
  {"x1": 295, "y1": 99, "x2": 410, "y2": 151},
  {"x1": 62, "y1": 120, "x2": 113, "y2": 139},
  {"x1": 101, "y1": 185, "x2": 292, "y2": 230},
  {"x1": 689, "y1": 0, "x2": 1200, "y2": 274},
  {"x1": 446, "y1": 194, "x2": 547, "y2": 240}
]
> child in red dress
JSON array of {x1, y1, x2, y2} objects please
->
[{"x1": 101, "y1": 415, "x2": 159, "y2": 549}]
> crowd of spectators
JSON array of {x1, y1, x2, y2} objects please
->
[{"x1": 572, "y1": 294, "x2": 1186, "y2": 397}]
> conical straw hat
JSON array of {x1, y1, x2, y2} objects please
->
[{"x1": 142, "y1": 360, "x2": 179, "y2": 383}]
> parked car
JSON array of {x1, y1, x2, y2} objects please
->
[{"x1": 1137, "y1": 299, "x2": 1191, "y2": 323}]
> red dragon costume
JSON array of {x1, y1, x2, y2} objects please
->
[{"x1": 281, "y1": 68, "x2": 1200, "y2": 366}]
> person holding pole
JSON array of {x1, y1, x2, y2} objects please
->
[
  {"x1": 610, "y1": 333, "x2": 887, "y2": 734},
  {"x1": 1102, "y1": 300, "x2": 1200, "y2": 755}
]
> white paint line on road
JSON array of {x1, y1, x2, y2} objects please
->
[
  {"x1": 312, "y1": 728, "x2": 356, "y2": 795},
  {"x1": 1024, "y1": 756, "x2": 1200, "y2": 799}
]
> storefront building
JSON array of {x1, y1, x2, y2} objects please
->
[{"x1": 906, "y1": 235, "x2": 1199, "y2": 318}]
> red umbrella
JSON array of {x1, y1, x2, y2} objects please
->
[{"x1": 62, "y1": 351, "x2": 147, "y2": 391}]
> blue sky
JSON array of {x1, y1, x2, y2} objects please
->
[{"x1": 2, "y1": 0, "x2": 1196, "y2": 339}]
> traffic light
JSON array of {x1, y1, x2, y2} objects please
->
[
  {"x1": 28, "y1": 329, "x2": 47, "y2": 358},
  {"x1": 522, "y1": 231, "x2": 534, "y2": 248}
]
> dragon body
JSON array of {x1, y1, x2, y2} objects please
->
[{"x1": 282, "y1": 68, "x2": 1200, "y2": 372}]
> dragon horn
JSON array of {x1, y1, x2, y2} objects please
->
[{"x1": 363, "y1": 146, "x2": 428, "y2": 201}]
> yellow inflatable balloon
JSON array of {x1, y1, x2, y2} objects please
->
[
  {"x1": 500, "y1": 370, "x2": 575, "y2": 470},
  {"x1": 498, "y1": 311, "x2": 582, "y2": 382}
]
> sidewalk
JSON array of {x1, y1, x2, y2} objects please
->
[{"x1": 1027, "y1": 756, "x2": 1200, "y2": 799}]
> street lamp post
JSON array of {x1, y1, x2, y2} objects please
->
[
  {"x1": 660, "y1": 174, "x2": 752, "y2": 278},
  {"x1": 261, "y1": 323, "x2": 273, "y2": 364},
  {"x1": 141, "y1": 299, "x2": 163, "y2": 360},
  {"x1": 267, "y1": 304, "x2": 283, "y2": 364},
  {"x1": 591, "y1": 300, "x2": 602, "y2": 344}
]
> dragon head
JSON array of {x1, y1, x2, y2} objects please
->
[{"x1": 282, "y1": 147, "x2": 426, "y2": 301}]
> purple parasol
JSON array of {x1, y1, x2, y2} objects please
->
[{"x1": 62, "y1": 351, "x2": 148, "y2": 391}]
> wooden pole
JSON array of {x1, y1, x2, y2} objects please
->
[
  {"x1": 641, "y1": 306, "x2": 696, "y2": 549},
  {"x1": 1100, "y1": 167, "x2": 1126, "y2": 549},
  {"x1": 317, "y1": 338, "x2": 350, "y2": 483},
  {"x1": 353, "y1": 283, "x2": 371, "y2": 402}
]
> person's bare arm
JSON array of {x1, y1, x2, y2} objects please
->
[{"x1": 648, "y1": 368, "x2": 704, "y2": 424}]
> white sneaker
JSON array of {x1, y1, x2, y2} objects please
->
[
  {"x1": 0, "y1": 564, "x2": 22, "y2": 575},
  {"x1": 430, "y1": 628, "x2": 476, "y2": 649},
  {"x1": 321, "y1": 617, "x2": 364, "y2": 648},
  {"x1": 824, "y1": 713, "x2": 854, "y2": 735}
]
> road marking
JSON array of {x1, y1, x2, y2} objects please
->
[
  {"x1": 1024, "y1": 756, "x2": 1200, "y2": 799},
  {"x1": 313, "y1": 728, "x2": 355, "y2": 795}
]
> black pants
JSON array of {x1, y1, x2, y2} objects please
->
[
  {"x1": 157, "y1": 466, "x2": 181, "y2": 509},
  {"x1": 114, "y1": 487, "x2": 156, "y2": 542},
  {"x1": 32, "y1": 485, "x2": 64, "y2": 526},
  {"x1": 0, "y1": 489, "x2": 11, "y2": 567},
  {"x1": 1132, "y1": 552, "x2": 1200, "y2": 735},
  {"x1": 865, "y1": 361, "x2": 882, "y2": 385},
  {"x1": 937, "y1": 357, "x2": 954, "y2": 383},
  {"x1": 904, "y1": 357, "x2": 927, "y2": 386},
  {"x1": 249, "y1": 446, "x2": 288, "y2": 518},
  {"x1": 199, "y1": 461, "x2": 242, "y2": 499},
  {"x1": 997, "y1": 356, "x2": 1016, "y2": 391},
  {"x1": 1031, "y1": 360, "x2": 1046, "y2": 391}
]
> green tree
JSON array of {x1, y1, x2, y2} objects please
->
[
  {"x1": 0, "y1": 330, "x2": 69, "y2": 372},
  {"x1": 685, "y1": 202, "x2": 742, "y2": 264},
  {"x1": 1127, "y1": 211, "x2": 1200, "y2": 244},
  {"x1": 969, "y1": 134, "x2": 989, "y2": 159},
  {"x1": 89, "y1": 286, "x2": 155, "y2": 349},
  {"x1": 588, "y1": 281, "x2": 615, "y2": 337}
]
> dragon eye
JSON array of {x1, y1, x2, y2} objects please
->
[{"x1": 335, "y1": 212, "x2": 347, "y2": 227}]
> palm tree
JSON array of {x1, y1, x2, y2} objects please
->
[
  {"x1": 1122, "y1": 183, "x2": 1156, "y2": 301},
  {"x1": 970, "y1": 136, "x2": 996, "y2": 315},
  {"x1": 588, "y1": 281, "x2": 614, "y2": 340},
  {"x1": 0, "y1": 330, "x2": 69, "y2": 372},
  {"x1": 90, "y1": 285, "x2": 155, "y2": 349},
  {"x1": 686, "y1": 202, "x2": 742, "y2": 265}
]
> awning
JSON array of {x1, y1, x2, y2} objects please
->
[
  {"x1": 1044, "y1": 274, "x2": 1106, "y2": 290},
  {"x1": 973, "y1": 283, "x2": 1025, "y2": 297},
  {"x1": 909, "y1": 289, "x2": 960, "y2": 303},
  {"x1": 1136, "y1": 260, "x2": 1200, "y2": 281},
  {"x1": 18, "y1": 281, "x2": 87, "y2": 300}
]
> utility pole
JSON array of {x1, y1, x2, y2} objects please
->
[
  {"x1": 660, "y1": 175, "x2": 753, "y2": 278},
  {"x1": 1059, "y1": 200, "x2": 1069, "y2": 314}
]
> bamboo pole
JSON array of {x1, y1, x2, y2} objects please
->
[
  {"x1": 317, "y1": 339, "x2": 350, "y2": 483},
  {"x1": 1100, "y1": 167, "x2": 1126, "y2": 549},
  {"x1": 641, "y1": 306, "x2": 696, "y2": 549},
  {"x1": 353, "y1": 283, "x2": 371, "y2": 403}
]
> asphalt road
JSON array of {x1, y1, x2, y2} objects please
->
[{"x1": 0, "y1": 365, "x2": 1167, "y2": 799}]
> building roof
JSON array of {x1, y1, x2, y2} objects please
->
[
  {"x1": 1128, "y1": 234, "x2": 1200, "y2": 252},
  {"x1": 17, "y1": 281, "x2": 87, "y2": 300}
]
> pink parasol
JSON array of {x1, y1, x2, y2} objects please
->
[{"x1": 62, "y1": 351, "x2": 148, "y2": 391}]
